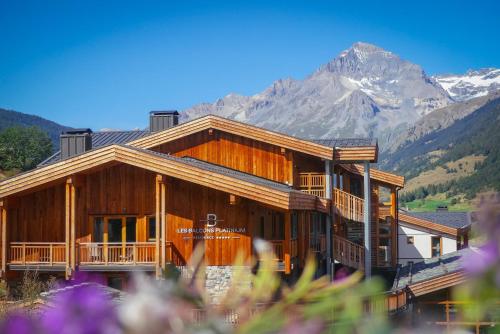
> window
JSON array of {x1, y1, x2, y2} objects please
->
[
  {"x1": 93, "y1": 217, "x2": 104, "y2": 242},
  {"x1": 148, "y1": 217, "x2": 156, "y2": 241},
  {"x1": 126, "y1": 217, "x2": 137, "y2": 242},
  {"x1": 431, "y1": 236, "x2": 442, "y2": 257},
  {"x1": 407, "y1": 236, "x2": 414, "y2": 244},
  {"x1": 291, "y1": 213, "x2": 298, "y2": 240},
  {"x1": 271, "y1": 212, "x2": 284, "y2": 239}
]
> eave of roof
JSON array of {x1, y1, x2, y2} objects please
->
[
  {"x1": 127, "y1": 115, "x2": 378, "y2": 162},
  {"x1": 398, "y1": 211, "x2": 471, "y2": 236},
  {"x1": 339, "y1": 163, "x2": 404, "y2": 188},
  {"x1": 0, "y1": 144, "x2": 324, "y2": 211},
  {"x1": 392, "y1": 248, "x2": 472, "y2": 296}
]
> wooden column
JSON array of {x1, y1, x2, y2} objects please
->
[
  {"x1": 390, "y1": 187, "x2": 398, "y2": 267},
  {"x1": 324, "y1": 160, "x2": 333, "y2": 278},
  {"x1": 65, "y1": 178, "x2": 71, "y2": 279},
  {"x1": 161, "y1": 180, "x2": 166, "y2": 270},
  {"x1": 1, "y1": 200, "x2": 6, "y2": 277},
  {"x1": 155, "y1": 175, "x2": 162, "y2": 278},
  {"x1": 284, "y1": 212, "x2": 291, "y2": 274},
  {"x1": 70, "y1": 181, "x2": 76, "y2": 273}
]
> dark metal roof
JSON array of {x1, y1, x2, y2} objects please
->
[
  {"x1": 400, "y1": 210, "x2": 472, "y2": 230},
  {"x1": 392, "y1": 248, "x2": 472, "y2": 291},
  {"x1": 125, "y1": 145, "x2": 296, "y2": 193},
  {"x1": 39, "y1": 130, "x2": 150, "y2": 166},
  {"x1": 311, "y1": 138, "x2": 377, "y2": 148},
  {"x1": 150, "y1": 110, "x2": 179, "y2": 115}
]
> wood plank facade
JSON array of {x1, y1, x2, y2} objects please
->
[{"x1": 0, "y1": 114, "x2": 403, "y2": 280}]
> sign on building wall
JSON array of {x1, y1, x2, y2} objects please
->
[{"x1": 175, "y1": 213, "x2": 246, "y2": 240}]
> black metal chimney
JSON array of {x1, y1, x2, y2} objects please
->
[
  {"x1": 60, "y1": 129, "x2": 93, "y2": 159},
  {"x1": 149, "y1": 111, "x2": 179, "y2": 132}
]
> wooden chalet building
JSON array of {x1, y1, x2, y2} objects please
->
[{"x1": 0, "y1": 111, "x2": 404, "y2": 284}]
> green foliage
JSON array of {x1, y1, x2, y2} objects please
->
[
  {"x1": 0, "y1": 126, "x2": 53, "y2": 171},
  {"x1": 0, "y1": 108, "x2": 69, "y2": 148}
]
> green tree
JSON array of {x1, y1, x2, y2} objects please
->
[{"x1": 0, "y1": 126, "x2": 53, "y2": 171}]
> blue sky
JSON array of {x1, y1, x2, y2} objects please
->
[{"x1": 0, "y1": 0, "x2": 499, "y2": 130}]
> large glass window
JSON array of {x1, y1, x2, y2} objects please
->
[
  {"x1": 93, "y1": 217, "x2": 104, "y2": 242},
  {"x1": 108, "y1": 218, "x2": 122, "y2": 243},
  {"x1": 148, "y1": 217, "x2": 156, "y2": 241},
  {"x1": 291, "y1": 213, "x2": 298, "y2": 240},
  {"x1": 126, "y1": 217, "x2": 137, "y2": 242}
]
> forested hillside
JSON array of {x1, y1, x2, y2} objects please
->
[
  {"x1": 382, "y1": 95, "x2": 500, "y2": 204},
  {"x1": 0, "y1": 108, "x2": 70, "y2": 148}
]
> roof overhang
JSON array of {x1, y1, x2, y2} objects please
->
[
  {"x1": 127, "y1": 115, "x2": 378, "y2": 162},
  {"x1": 339, "y1": 163, "x2": 405, "y2": 188},
  {"x1": 406, "y1": 271, "x2": 467, "y2": 297},
  {"x1": 398, "y1": 212, "x2": 464, "y2": 237},
  {"x1": 0, "y1": 145, "x2": 324, "y2": 211}
]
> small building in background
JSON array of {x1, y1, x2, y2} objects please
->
[{"x1": 397, "y1": 208, "x2": 472, "y2": 265}]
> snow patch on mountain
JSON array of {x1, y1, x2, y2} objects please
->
[{"x1": 433, "y1": 68, "x2": 500, "y2": 102}]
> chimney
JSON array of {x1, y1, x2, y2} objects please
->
[
  {"x1": 436, "y1": 206, "x2": 449, "y2": 212},
  {"x1": 60, "y1": 129, "x2": 93, "y2": 160},
  {"x1": 149, "y1": 110, "x2": 179, "y2": 132}
]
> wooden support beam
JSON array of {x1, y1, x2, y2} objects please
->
[
  {"x1": 390, "y1": 187, "x2": 397, "y2": 267},
  {"x1": 70, "y1": 182, "x2": 76, "y2": 273},
  {"x1": 155, "y1": 174, "x2": 162, "y2": 278},
  {"x1": 363, "y1": 161, "x2": 372, "y2": 278},
  {"x1": 284, "y1": 212, "x2": 291, "y2": 274},
  {"x1": 1, "y1": 199, "x2": 6, "y2": 277},
  {"x1": 161, "y1": 180, "x2": 166, "y2": 270},
  {"x1": 65, "y1": 178, "x2": 71, "y2": 279}
]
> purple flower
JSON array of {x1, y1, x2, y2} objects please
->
[
  {"x1": 334, "y1": 267, "x2": 351, "y2": 282},
  {"x1": 41, "y1": 284, "x2": 121, "y2": 334},
  {"x1": 462, "y1": 242, "x2": 499, "y2": 275},
  {"x1": 0, "y1": 312, "x2": 41, "y2": 334}
]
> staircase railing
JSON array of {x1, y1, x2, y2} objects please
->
[
  {"x1": 332, "y1": 188, "x2": 364, "y2": 222},
  {"x1": 333, "y1": 235, "x2": 364, "y2": 271}
]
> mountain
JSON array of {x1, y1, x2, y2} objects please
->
[
  {"x1": 433, "y1": 68, "x2": 500, "y2": 102},
  {"x1": 0, "y1": 108, "x2": 70, "y2": 148},
  {"x1": 381, "y1": 95, "x2": 500, "y2": 199},
  {"x1": 183, "y1": 42, "x2": 452, "y2": 145},
  {"x1": 382, "y1": 90, "x2": 500, "y2": 153}
]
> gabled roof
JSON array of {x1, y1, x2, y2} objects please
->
[
  {"x1": 399, "y1": 210, "x2": 471, "y2": 236},
  {"x1": 392, "y1": 248, "x2": 471, "y2": 296},
  {"x1": 0, "y1": 144, "x2": 322, "y2": 211},
  {"x1": 39, "y1": 130, "x2": 150, "y2": 166},
  {"x1": 128, "y1": 115, "x2": 378, "y2": 162},
  {"x1": 339, "y1": 163, "x2": 405, "y2": 188}
]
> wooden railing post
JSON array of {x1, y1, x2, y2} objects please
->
[
  {"x1": 22, "y1": 243, "x2": 26, "y2": 265},
  {"x1": 133, "y1": 243, "x2": 137, "y2": 264},
  {"x1": 49, "y1": 243, "x2": 53, "y2": 266}
]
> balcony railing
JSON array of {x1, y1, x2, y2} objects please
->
[
  {"x1": 333, "y1": 188, "x2": 364, "y2": 222},
  {"x1": 9, "y1": 242, "x2": 66, "y2": 265},
  {"x1": 79, "y1": 242, "x2": 156, "y2": 265},
  {"x1": 309, "y1": 234, "x2": 327, "y2": 253},
  {"x1": 333, "y1": 235, "x2": 364, "y2": 271},
  {"x1": 299, "y1": 173, "x2": 326, "y2": 197},
  {"x1": 269, "y1": 240, "x2": 284, "y2": 261}
]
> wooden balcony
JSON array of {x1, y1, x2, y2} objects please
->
[
  {"x1": 79, "y1": 242, "x2": 156, "y2": 265},
  {"x1": 332, "y1": 187, "x2": 364, "y2": 222},
  {"x1": 9, "y1": 242, "x2": 66, "y2": 266},
  {"x1": 333, "y1": 235, "x2": 364, "y2": 271},
  {"x1": 299, "y1": 173, "x2": 326, "y2": 197}
]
